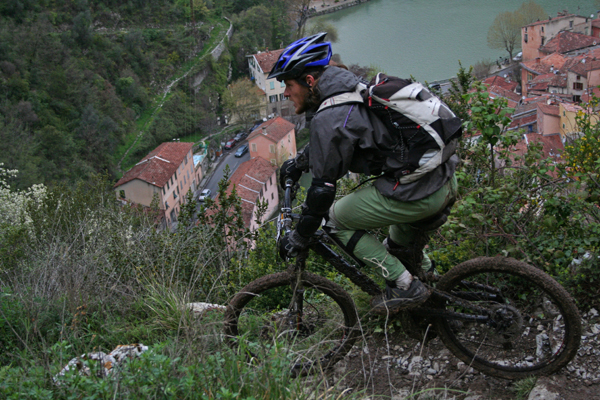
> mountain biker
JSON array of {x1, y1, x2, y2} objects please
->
[{"x1": 270, "y1": 32, "x2": 459, "y2": 315}]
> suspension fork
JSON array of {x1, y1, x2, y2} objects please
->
[{"x1": 288, "y1": 250, "x2": 309, "y2": 329}]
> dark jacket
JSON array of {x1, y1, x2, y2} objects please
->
[
  {"x1": 295, "y1": 66, "x2": 458, "y2": 237},
  {"x1": 308, "y1": 66, "x2": 458, "y2": 201}
]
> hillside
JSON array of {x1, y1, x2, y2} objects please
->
[{"x1": 0, "y1": 0, "x2": 293, "y2": 189}]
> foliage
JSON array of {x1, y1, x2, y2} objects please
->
[
  {"x1": 222, "y1": 78, "x2": 265, "y2": 128},
  {"x1": 486, "y1": 1, "x2": 546, "y2": 60}
]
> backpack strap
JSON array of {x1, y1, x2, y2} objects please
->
[{"x1": 317, "y1": 83, "x2": 366, "y2": 113}]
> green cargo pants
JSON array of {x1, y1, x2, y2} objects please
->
[{"x1": 326, "y1": 175, "x2": 457, "y2": 282}]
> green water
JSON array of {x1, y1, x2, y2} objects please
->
[{"x1": 310, "y1": 0, "x2": 597, "y2": 81}]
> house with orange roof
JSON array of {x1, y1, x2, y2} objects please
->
[
  {"x1": 114, "y1": 142, "x2": 200, "y2": 226},
  {"x1": 483, "y1": 75, "x2": 518, "y2": 92},
  {"x1": 537, "y1": 103, "x2": 560, "y2": 136},
  {"x1": 520, "y1": 53, "x2": 568, "y2": 97},
  {"x1": 248, "y1": 49, "x2": 296, "y2": 119},
  {"x1": 539, "y1": 31, "x2": 599, "y2": 57},
  {"x1": 225, "y1": 157, "x2": 279, "y2": 232},
  {"x1": 521, "y1": 12, "x2": 592, "y2": 62},
  {"x1": 248, "y1": 116, "x2": 297, "y2": 166}
]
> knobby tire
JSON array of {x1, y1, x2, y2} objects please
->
[
  {"x1": 224, "y1": 271, "x2": 359, "y2": 377},
  {"x1": 433, "y1": 256, "x2": 581, "y2": 379}
]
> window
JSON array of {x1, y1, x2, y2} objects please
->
[
  {"x1": 269, "y1": 177, "x2": 272, "y2": 186},
  {"x1": 119, "y1": 190, "x2": 125, "y2": 199},
  {"x1": 280, "y1": 81, "x2": 285, "y2": 88},
  {"x1": 269, "y1": 95, "x2": 278, "y2": 103},
  {"x1": 165, "y1": 201, "x2": 170, "y2": 209},
  {"x1": 184, "y1": 155, "x2": 188, "y2": 165},
  {"x1": 270, "y1": 81, "x2": 275, "y2": 90},
  {"x1": 175, "y1": 171, "x2": 177, "y2": 180},
  {"x1": 173, "y1": 192, "x2": 178, "y2": 200},
  {"x1": 569, "y1": 20, "x2": 573, "y2": 28},
  {"x1": 251, "y1": 143, "x2": 257, "y2": 152},
  {"x1": 541, "y1": 26, "x2": 544, "y2": 33},
  {"x1": 167, "y1": 181, "x2": 170, "y2": 190},
  {"x1": 573, "y1": 95, "x2": 581, "y2": 102},
  {"x1": 269, "y1": 144, "x2": 275, "y2": 153},
  {"x1": 541, "y1": 36, "x2": 545, "y2": 46},
  {"x1": 271, "y1": 193, "x2": 274, "y2": 200},
  {"x1": 279, "y1": 93, "x2": 286, "y2": 101},
  {"x1": 524, "y1": 33, "x2": 528, "y2": 43},
  {"x1": 573, "y1": 82, "x2": 583, "y2": 90},
  {"x1": 528, "y1": 125, "x2": 533, "y2": 133},
  {"x1": 163, "y1": 187, "x2": 166, "y2": 195}
]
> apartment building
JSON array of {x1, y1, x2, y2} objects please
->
[
  {"x1": 114, "y1": 142, "x2": 200, "y2": 226},
  {"x1": 248, "y1": 117, "x2": 297, "y2": 166}
]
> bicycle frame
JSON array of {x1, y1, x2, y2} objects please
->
[{"x1": 278, "y1": 181, "x2": 498, "y2": 324}]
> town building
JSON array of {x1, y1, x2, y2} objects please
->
[
  {"x1": 248, "y1": 116, "x2": 297, "y2": 166},
  {"x1": 114, "y1": 142, "x2": 201, "y2": 227},
  {"x1": 521, "y1": 12, "x2": 592, "y2": 62},
  {"x1": 247, "y1": 49, "x2": 296, "y2": 119},
  {"x1": 226, "y1": 157, "x2": 279, "y2": 232}
]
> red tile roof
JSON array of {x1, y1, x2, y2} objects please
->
[
  {"x1": 538, "y1": 103, "x2": 559, "y2": 116},
  {"x1": 488, "y1": 85, "x2": 521, "y2": 107},
  {"x1": 114, "y1": 142, "x2": 194, "y2": 188},
  {"x1": 521, "y1": 53, "x2": 568, "y2": 75},
  {"x1": 252, "y1": 49, "x2": 285, "y2": 74},
  {"x1": 524, "y1": 13, "x2": 581, "y2": 28},
  {"x1": 226, "y1": 157, "x2": 277, "y2": 227},
  {"x1": 509, "y1": 114, "x2": 538, "y2": 130},
  {"x1": 510, "y1": 133, "x2": 564, "y2": 166},
  {"x1": 540, "y1": 31, "x2": 598, "y2": 55},
  {"x1": 483, "y1": 75, "x2": 518, "y2": 92},
  {"x1": 568, "y1": 56, "x2": 600, "y2": 76},
  {"x1": 248, "y1": 116, "x2": 295, "y2": 143}
]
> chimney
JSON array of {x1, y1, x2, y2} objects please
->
[
  {"x1": 535, "y1": 57, "x2": 541, "y2": 63},
  {"x1": 262, "y1": 126, "x2": 267, "y2": 135}
]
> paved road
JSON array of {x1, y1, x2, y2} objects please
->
[{"x1": 200, "y1": 142, "x2": 250, "y2": 202}]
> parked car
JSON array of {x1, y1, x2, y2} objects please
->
[
  {"x1": 234, "y1": 133, "x2": 244, "y2": 142},
  {"x1": 198, "y1": 189, "x2": 211, "y2": 202},
  {"x1": 235, "y1": 144, "x2": 249, "y2": 158},
  {"x1": 224, "y1": 139, "x2": 236, "y2": 150}
]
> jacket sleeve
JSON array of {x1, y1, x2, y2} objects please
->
[{"x1": 294, "y1": 104, "x2": 372, "y2": 238}]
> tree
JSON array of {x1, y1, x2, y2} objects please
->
[
  {"x1": 487, "y1": 11, "x2": 521, "y2": 62},
  {"x1": 487, "y1": 1, "x2": 546, "y2": 61},
  {"x1": 304, "y1": 20, "x2": 338, "y2": 42},
  {"x1": 515, "y1": 0, "x2": 546, "y2": 26},
  {"x1": 222, "y1": 78, "x2": 264, "y2": 128}
]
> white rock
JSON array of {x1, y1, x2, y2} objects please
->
[
  {"x1": 528, "y1": 385, "x2": 560, "y2": 400},
  {"x1": 186, "y1": 302, "x2": 226, "y2": 316}
]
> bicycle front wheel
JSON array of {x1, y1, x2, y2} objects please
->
[
  {"x1": 434, "y1": 256, "x2": 581, "y2": 379},
  {"x1": 224, "y1": 271, "x2": 359, "y2": 377}
]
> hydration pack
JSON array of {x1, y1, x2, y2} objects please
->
[{"x1": 317, "y1": 73, "x2": 462, "y2": 184}]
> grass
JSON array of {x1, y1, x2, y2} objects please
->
[{"x1": 113, "y1": 15, "x2": 231, "y2": 175}]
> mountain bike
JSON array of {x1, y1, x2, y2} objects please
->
[{"x1": 224, "y1": 181, "x2": 582, "y2": 380}]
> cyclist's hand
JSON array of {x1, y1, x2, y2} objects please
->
[
  {"x1": 278, "y1": 230, "x2": 310, "y2": 260},
  {"x1": 279, "y1": 159, "x2": 303, "y2": 189}
]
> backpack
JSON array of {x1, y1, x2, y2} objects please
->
[{"x1": 317, "y1": 73, "x2": 462, "y2": 184}]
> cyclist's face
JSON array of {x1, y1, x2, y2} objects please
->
[{"x1": 283, "y1": 78, "x2": 311, "y2": 114}]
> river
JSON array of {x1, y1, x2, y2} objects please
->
[{"x1": 309, "y1": 0, "x2": 598, "y2": 82}]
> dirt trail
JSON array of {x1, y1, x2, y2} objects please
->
[{"x1": 330, "y1": 308, "x2": 600, "y2": 399}]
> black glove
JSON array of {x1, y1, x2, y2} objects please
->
[
  {"x1": 279, "y1": 159, "x2": 303, "y2": 189},
  {"x1": 278, "y1": 229, "x2": 310, "y2": 260}
]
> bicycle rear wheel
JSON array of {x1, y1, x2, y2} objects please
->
[
  {"x1": 434, "y1": 256, "x2": 581, "y2": 379},
  {"x1": 224, "y1": 271, "x2": 359, "y2": 377}
]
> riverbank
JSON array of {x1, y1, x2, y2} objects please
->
[{"x1": 308, "y1": 0, "x2": 372, "y2": 17}]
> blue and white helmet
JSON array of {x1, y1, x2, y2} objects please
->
[{"x1": 267, "y1": 32, "x2": 332, "y2": 81}]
